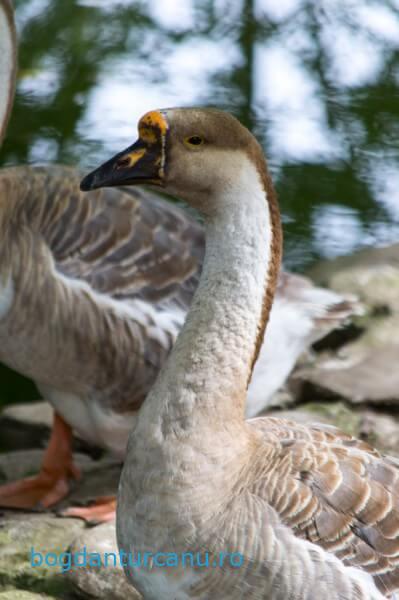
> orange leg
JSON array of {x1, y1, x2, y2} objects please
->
[
  {"x1": 0, "y1": 412, "x2": 81, "y2": 509},
  {"x1": 61, "y1": 495, "x2": 116, "y2": 524}
]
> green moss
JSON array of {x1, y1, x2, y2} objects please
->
[
  {"x1": 0, "y1": 517, "x2": 84, "y2": 599},
  {"x1": 0, "y1": 592, "x2": 56, "y2": 600},
  {"x1": 300, "y1": 401, "x2": 361, "y2": 437},
  {"x1": 0, "y1": 572, "x2": 69, "y2": 598}
]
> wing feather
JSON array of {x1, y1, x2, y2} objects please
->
[
  {"x1": 24, "y1": 166, "x2": 204, "y2": 308},
  {"x1": 250, "y1": 417, "x2": 399, "y2": 595}
]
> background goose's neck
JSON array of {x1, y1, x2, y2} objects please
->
[
  {"x1": 142, "y1": 154, "x2": 282, "y2": 430},
  {"x1": 0, "y1": 0, "x2": 16, "y2": 147}
]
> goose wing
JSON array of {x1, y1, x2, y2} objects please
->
[
  {"x1": 0, "y1": 165, "x2": 204, "y2": 409},
  {"x1": 275, "y1": 271, "x2": 361, "y2": 335},
  {"x1": 249, "y1": 416, "x2": 399, "y2": 597},
  {"x1": 21, "y1": 165, "x2": 204, "y2": 309}
]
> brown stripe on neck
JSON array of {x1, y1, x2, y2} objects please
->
[
  {"x1": 0, "y1": 0, "x2": 17, "y2": 147},
  {"x1": 246, "y1": 140, "x2": 283, "y2": 382}
]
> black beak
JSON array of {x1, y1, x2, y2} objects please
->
[{"x1": 80, "y1": 138, "x2": 164, "y2": 192}]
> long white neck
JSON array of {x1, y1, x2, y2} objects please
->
[
  {"x1": 0, "y1": 0, "x2": 16, "y2": 147},
  {"x1": 141, "y1": 156, "x2": 281, "y2": 431}
]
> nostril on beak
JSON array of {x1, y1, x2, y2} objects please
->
[{"x1": 115, "y1": 156, "x2": 131, "y2": 170}]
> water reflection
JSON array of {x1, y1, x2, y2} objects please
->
[{"x1": 2, "y1": 0, "x2": 399, "y2": 269}]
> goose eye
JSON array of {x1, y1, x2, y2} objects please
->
[{"x1": 184, "y1": 136, "x2": 204, "y2": 148}]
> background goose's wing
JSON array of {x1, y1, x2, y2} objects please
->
[
  {"x1": 22, "y1": 165, "x2": 204, "y2": 309},
  {"x1": 250, "y1": 416, "x2": 399, "y2": 597},
  {"x1": 1, "y1": 165, "x2": 204, "y2": 409},
  {"x1": 275, "y1": 271, "x2": 362, "y2": 336}
]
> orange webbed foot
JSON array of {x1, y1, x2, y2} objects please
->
[
  {"x1": 0, "y1": 412, "x2": 80, "y2": 509},
  {"x1": 61, "y1": 495, "x2": 116, "y2": 524}
]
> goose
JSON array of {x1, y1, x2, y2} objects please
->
[
  {"x1": 0, "y1": 0, "x2": 358, "y2": 522},
  {"x1": 81, "y1": 108, "x2": 399, "y2": 599}
]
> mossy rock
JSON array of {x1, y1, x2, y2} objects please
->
[
  {"x1": 0, "y1": 514, "x2": 85, "y2": 598},
  {"x1": 300, "y1": 401, "x2": 361, "y2": 437},
  {"x1": 0, "y1": 591, "x2": 55, "y2": 599}
]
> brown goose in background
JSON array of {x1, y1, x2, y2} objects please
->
[
  {"x1": 83, "y1": 108, "x2": 399, "y2": 599},
  {"x1": 0, "y1": 0, "x2": 359, "y2": 521}
]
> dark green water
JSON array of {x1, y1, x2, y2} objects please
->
[{"x1": 0, "y1": 0, "x2": 399, "y2": 404}]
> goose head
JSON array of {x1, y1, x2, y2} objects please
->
[
  {"x1": 80, "y1": 108, "x2": 271, "y2": 217},
  {"x1": 0, "y1": 0, "x2": 17, "y2": 146}
]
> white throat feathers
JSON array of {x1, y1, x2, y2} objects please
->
[{"x1": 139, "y1": 153, "x2": 280, "y2": 430}]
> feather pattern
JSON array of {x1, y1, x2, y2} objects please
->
[{"x1": 249, "y1": 417, "x2": 399, "y2": 596}]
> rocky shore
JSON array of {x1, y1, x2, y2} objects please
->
[{"x1": 1, "y1": 243, "x2": 399, "y2": 599}]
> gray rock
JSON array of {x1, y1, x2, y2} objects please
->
[
  {"x1": 260, "y1": 388, "x2": 295, "y2": 411},
  {"x1": 66, "y1": 522, "x2": 141, "y2": 599},
  {"x1": 0, "y1": 513, "x2": 84, "y2": 598},
  {"x1": 294, "y1": 318, "x2": 399, "y2": 405},
  {"x1": 0, "y1": 592, "x2": 56, "y2": 599},
  {"x1": 1, "y1": 402, "x2": 53, "y2": 428},
  {"x1": 308, "y1": 242, "x2": 399, "y2": 308},
  {"x1": 358, "y1": 410, "x2": 399, "y2": 457},
  {"x1": 0, "y1": 402, "x2": 102, "y2": 458},
  {"x1": 327, "y1": 264, "x2": 399, "y2": 312},
  {"x1": 270, "y1": 402, "x2": 399, "y2": 458},
  {"x1": 296, "y1": 243, "x2": 399, "y2": 406},
  {"x1": 0, "y1": 402, "x2": 52, "y2": 453}
]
